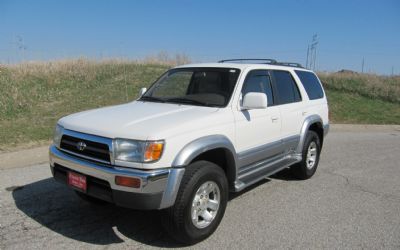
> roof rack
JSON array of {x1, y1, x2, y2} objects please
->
[
  {"x1": 218, "y1": 58, "x2": 303, "y2": 68},
  {"x1": 218, "y1": 58, "x2": 278, "y2": 64},
  {"x1": 275, "y1": 62, "x2": 304, "y2": 68}
]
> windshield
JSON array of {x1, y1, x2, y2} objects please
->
[{"x1": 140, "y1": 67, "x2": 241, "y2": 107}]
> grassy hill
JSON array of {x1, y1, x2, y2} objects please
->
[
  {"x1": 1, "y1": 59, "x2": 399, "y2": 149},
  {"x1": 318, "y1": 72, "x2": 400, "y2": 124}
]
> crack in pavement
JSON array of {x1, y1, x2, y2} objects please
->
[{"x1": 322, "y1": 169, "x2": 400, "y2": 203}]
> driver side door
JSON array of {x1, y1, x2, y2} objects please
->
[{"x1": 234, "y1": 70, "x2": 282, "y2": 168}]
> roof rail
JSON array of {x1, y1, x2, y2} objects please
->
[
  {"x1": 218, "y1": 58, "x2": 278, "y2": 64},
  {"x1": 275, "y1": 62, "x2": 304, "y2": 68},
  {"x1": 218, "y1": 58, "x2": 303, "y2": 68}
]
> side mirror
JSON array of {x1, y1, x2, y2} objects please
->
[
  {"x1": 138, "y1": 87, "x2": 147, "y2": 97},
  {"x1": 242, "y1": 92, "x2": 268, "y2": 110}
]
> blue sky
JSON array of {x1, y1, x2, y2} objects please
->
[{"x1": 0, "y1": 0, "x2": 399, "y2": 74}]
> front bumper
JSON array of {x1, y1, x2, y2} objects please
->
[
  {"x1": 323, "y1": 123, "x2": 330, "y2": 136},
  {"x1": 49, "y1": 145, "x2": 184, "y2": 210}
]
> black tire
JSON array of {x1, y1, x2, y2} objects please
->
[
  {"x1": 291, "y1": 131, "x2": 321, "y2": 180},
  {"x1": 161, "y1": 161, "x2": 228, "y2": 245},
  {"x1": 74, "y1": 191, "x2": 109, "y2": 205}
]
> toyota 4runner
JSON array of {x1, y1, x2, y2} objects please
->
[{"x1": 50, "y1": 59, "x2": 329, "y2": 244}]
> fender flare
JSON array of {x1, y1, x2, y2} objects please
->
[
  {"x1": 159, "y1": 135, "x2": 237, "y2": 208},
  {"x1": 296, "y1": 115, "x2": 323, "y2": 154},
  {"x1": 172, "y1": 135, "x2": 238, "y2": 168}
]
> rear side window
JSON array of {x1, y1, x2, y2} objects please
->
[
  {"x1": 242, "y1": 70, "x2": 274, "y2": 106},
  {"x1": 272, "y1": 70, "x2": 301, "y2": 105},
  {"x1": 295, "y1": 70, "x2": 324, "y2": 100}
]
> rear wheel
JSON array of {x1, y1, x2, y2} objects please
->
[
  {"x1": 291, "y1": 131, "x2": 321, "y2": 180},
  {"x1": 162, "y1": 161, "x2": 228, "y2": 244}
]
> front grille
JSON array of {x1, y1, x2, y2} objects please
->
[{"x1": 60, "y1": 134, "x2": 111, "y2": 162}]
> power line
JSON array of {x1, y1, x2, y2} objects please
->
[
  {"x1": 362, "y1": 58, "x2": 365, "y2": 73},
  {"x1": 306, "y1": 34, "x2": 318, "y2": 70}
]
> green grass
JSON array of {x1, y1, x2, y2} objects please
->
[
  {"x1": 326, "y1": 89, "x2": 400, "y2": 124},
  {"x1": 319, "y1": 72, "x2": 400, "y2": 103},
  {"x1": 0, "y1": 60, "x2": 171, "y2": 150},
  {"x1": 0, "y1": 59, "x2": 399, "y2": 150},
  {"x1": 319, "y1": 71, "x2": 400, "y2": 124}
]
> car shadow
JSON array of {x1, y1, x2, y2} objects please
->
[
  {"x1": 12, "y1": 169, "x2": 298, "y2": 247},
  {"x1": 269, "y1": 168, "x2": 301, "y2": 181},
  {"x1": 11, "y1": 178, "x2": 182, "y2": 247}
]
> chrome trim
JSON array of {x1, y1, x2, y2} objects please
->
[
  {"x1": 159, "y1": 167, "x2": 185, "y2": 209},
  {"x1": 60, "y1": 129, "x2": 114, "y2": 165},
  {"x1": 237, "y1": 140, "x2": 283, "y2": 168},
  {"x1": 296, "y1": 115, "x2": 323, "y2": 154},
  {"x1": 282, "y1": 135, "x2": 301, "y2": 152},
  {"x1": 50, "y1": 145, "x2": 184, "y2": 208},
  {"x1": 235, "y1": 153, "x2": 301, "y2": 192},
  {"x1": 50, "y1": 145, "x2": 167, "y2": 193},
  {"x1": 237, "y1": 135, "x2": 300, "y2": 169}
]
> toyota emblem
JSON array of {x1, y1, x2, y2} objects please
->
[{"x1": 76, "y1": 141, "x2": 87, "y2": 151}]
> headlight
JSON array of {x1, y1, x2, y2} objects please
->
[
  {"x1": 53, "y1": 124, "x2": 64, "y2": 147},
  {"x1": 114, "y1": 139, "x2": 164, "y2": 163}
]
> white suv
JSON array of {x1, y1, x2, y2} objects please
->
[{"x1": 50, "y1": 59, "x2": 329, "y2": 244}]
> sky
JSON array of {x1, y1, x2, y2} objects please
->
[{"x1": 0, "y1": 0, "x2": 399, "y2": 74}]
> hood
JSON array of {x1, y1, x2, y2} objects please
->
[{"x1": 59, "y1": 101, "x2": 219, "y2": 140}]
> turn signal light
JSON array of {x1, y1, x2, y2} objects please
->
[
  {"x1": 115, "y1": 176, "x2": 141, "y2": 188},
  {"x1": 144, "y1": 141, "x2": 164, "y2": 162}
]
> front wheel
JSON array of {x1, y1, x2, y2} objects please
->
[{"x1": 162, "y1": 161, "x2": 228, "y2": 244}]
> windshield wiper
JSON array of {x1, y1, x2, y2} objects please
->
[
  {"x1": 139, "y1": 96, "x2": 166, "y2": 103},
  {"x1": 166, "y1": 97, "x2": 216, "y2": 107}
]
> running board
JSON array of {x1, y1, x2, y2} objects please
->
[{"x1": 234, "y1": 154, "x2": 301, "y2": 192}]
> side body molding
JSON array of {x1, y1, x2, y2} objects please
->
[
  {"x1": 172, "y1": 135, "x2": 238, "y2": 168},
  {"x1": 296, "y1": 114, "x2": 323, "y2": 154}
]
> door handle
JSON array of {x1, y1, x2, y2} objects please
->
[
  {"x1": 302, "y1": 111, "x2": 308, "y2": 116},
  {"x1": 271, "y1": 116, "x2": 279, "y2": 122}
]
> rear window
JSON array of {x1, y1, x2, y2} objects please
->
[{"x1": 295, "y1": 70, "x2": 324, "y2": 100}]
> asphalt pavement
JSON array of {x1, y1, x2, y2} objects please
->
[{"x1": 1, "y1": 128, "x2": 400, "y2": 249}]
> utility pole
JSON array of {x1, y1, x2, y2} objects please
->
[
  {"x1": 13, "y1": 35, "x2": 27, "y2": 62},
  {"x1": 362, "y1": 58, "x2": 365, "y2": 73},
  {"x1": 392, "y1": 66, "x2": 394, "y2": 76},
  {"x1": 306, "y1": 45, "x2": 310, "y2": 69},
  {"x1": 313, "y1": 40, "x2": 318, "y2": 70},
  {"x1": 306, "y1": 34, "x2": 318, "y2": 70}
]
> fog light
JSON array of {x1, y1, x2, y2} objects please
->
[{"x1": 115, "y1": 176, "x2": 141, "y2": 188}]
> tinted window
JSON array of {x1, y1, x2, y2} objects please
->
[
  {"x1": 143, "y1": 68, "x2": 240, "y2": 107},
  {"x1": 242, "y1": 70, "x2": 274, "y2": 106},
  {"x1": 295, "y1": 70, "x2": 324, "y2": 100},
  {"x1": 272, "y1": 70, "x2": 301, "y2": 104},
  {"x1": 152, "y1": 71, "x2": 193, "y2": 97}
]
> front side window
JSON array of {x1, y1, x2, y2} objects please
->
[
  {"x1": 142, "y1": 68, "x2": 240, "y2": 107},
  {"x1": 272, "y1": 70, "x2": 301, "y2": 105},
  {"x1": 241, "y1": 70, "x2": 274, "y2": 106}
]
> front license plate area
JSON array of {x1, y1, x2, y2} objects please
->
[{"x1": 68, "y1": 171, "x2": 87, "y2": 192}]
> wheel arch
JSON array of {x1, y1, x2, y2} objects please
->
[
  {"x1": 172, "y1": 135, "x2": 238, "y2": 190},
  {"x1": 296, "y1": 115, "x2": 324, "y2": 154}
]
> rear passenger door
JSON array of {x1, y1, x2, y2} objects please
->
[{"x1": 271, "y1": 70, "x2": 306, "y2": 143}]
